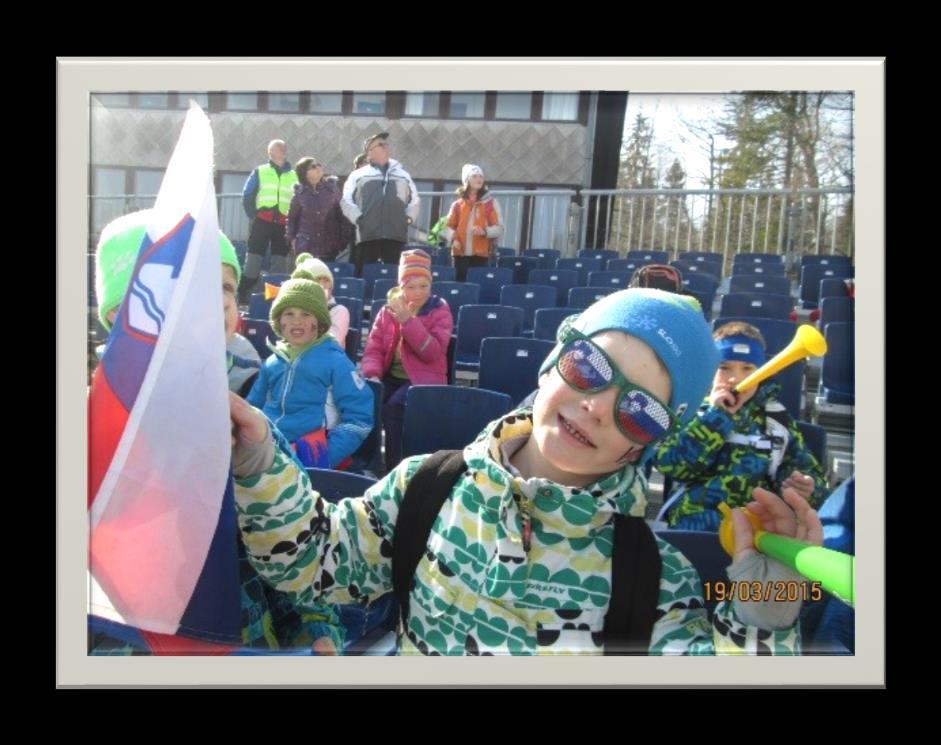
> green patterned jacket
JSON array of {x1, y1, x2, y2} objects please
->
[{"x1": 235, "y1": 409, "x2": 802, "y2": 655}]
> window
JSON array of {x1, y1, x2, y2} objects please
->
[
  {"x1": 404, "y1": 92, "x2": 440, "y2": 117},
  {"x1": 138, "y1": 93, "x2": 169, "y2": 109},
  {"x1": 495, "y1": 92, "x2": 532, "y2": 120},
  {"x1": 309, "y1": 92, "x2": 343, "y2": 113},
  {"x1": 176, "y1": 92, "x2": 209, "y2": 108},
  {"x1": 93, "y1": 93, "x2": 130, "y2": 107},
  {"x1": 449, "y1": 92, "x2": 485, "y2": 119},
  {"x1": 542, "y1": 92, "x2": 579, "y2": 121},
  {"x1": 226, "y1": 93, "x2": 258, "y2": 111},
  {"x1": 92, "y1": 167, "x2": 128, "y2": 238},
  {"x1": 352, "y1": 92, "x2": 386, "y2": 115},
  {"x1": 134, "y1": 170, "x2": 164, "y2": 200},
  {"x1": 268, "y1": 92, "x2": 300, "y2": 112}
]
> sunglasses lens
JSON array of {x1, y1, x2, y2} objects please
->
[
  {"x1": 557, "y1": 339, "x2": 612, "y2": 391},
  {"x1": 615, "y1": 389, "x2": 673, "y2": 445}
]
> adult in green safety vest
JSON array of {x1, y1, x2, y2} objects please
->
[{"x1": 238, "y1": 139, "x2": 299, "y2": 303}]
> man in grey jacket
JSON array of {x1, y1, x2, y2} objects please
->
[{"x1": 341, "y1": 132, "x2": 420, "y2": 276}]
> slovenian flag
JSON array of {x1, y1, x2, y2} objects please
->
[{"x1": 88, "y1": 103, "x2": 240, "y2": 650}]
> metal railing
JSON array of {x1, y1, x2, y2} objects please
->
[{"x1": 89, "y1": 186, "x2": 853, "y2": 263}]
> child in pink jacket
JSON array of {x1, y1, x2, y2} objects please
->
[{"x1": 361, "y1": 249, "x2": 453, "y2": 473}]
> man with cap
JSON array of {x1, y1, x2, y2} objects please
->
[
  {"x1": 238, "y1": 139, "x2": 299, "y2": 304},
  {"x1": 341, "y1": 131, "x2": 420, "y2": 276}
]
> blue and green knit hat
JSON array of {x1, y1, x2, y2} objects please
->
[{"x1": 539, "y1": 288, "x2": 719, "y2": 442}]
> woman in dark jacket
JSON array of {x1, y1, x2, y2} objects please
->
[{"x1": 286, "y1": 157, "x2": 350, "y2": 262}]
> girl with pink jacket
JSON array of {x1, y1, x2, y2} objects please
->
[{"x1": 361, "y1": 249, "x2": 453, "y2": 472}]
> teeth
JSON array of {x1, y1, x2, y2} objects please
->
[{"x1": 561, "y1": 416, "x2": 593, "y2": 447}]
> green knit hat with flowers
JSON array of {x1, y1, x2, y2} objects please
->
[
  {"x1": 95, "y1": 209, "x2": 242, "y2": 331},
  {"x1": 269, "y1": 277, "x2": 331, "y2": 340}
]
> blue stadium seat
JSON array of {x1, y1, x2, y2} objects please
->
[
  {"x1": 720, "y1": 292, "x2": 794, "y2": 320},
  {"x1": 500, "y1": 284, "x2": 558, "y2": 333},
  {"x1": 362, "y1": 263, "x2": 397, "y2": 301},
  {"x1": 497, "y1": 255, "x2": 540, "y2": 284},
  {"x1": 247, "y1": 292, "x2": 272, "y2": 321},
  {"x1": 434, "y1": 281, "x2": 481, "y2": 323},
  {"x1": 430, "y1": 265, "x2": 456, "y2": 282},
  {"x1": 606, "y1": 259, "x2": 642, "y2": 274},
  {"x1": 682, "y1": 273, "x2": 721, "y2": 295},
  {"x1": 557, "y1": 257, "x2": 603, "y2": 286},
  {"x1": 671, "y1": 260, "x2": 720, "y2": 283},
  {"x1": 568, "y1": 286, "x2": 618, "y2": 308},
  {"x1": 685, "y1": 289, "x2": 715, "y2": 322},
  {"x1": 453, "y1": 304, "x2": 524, "y2": 381},
  {"x1": 533, "y1": 307, "x2": 577, "y2": 341},
  {"x1": 325, "y1": 261, "x2": 355, "y2": 279},
  {"x1": 333, "y1": 276, "x2": 365, "y2": 302},
  {"x1": 577, "y1": 248, "x2": 619, "y2": 263},
  {"x1": 240, "y1": 317, "x2": 275, "y2": 359},
  {"x1": 528, "y1": 269, "x2": 579, "y2": 306},
  {"x1": 819, "y1": 277, "x2": 852, "y2": 301},
  {"x1": 586, "y1": 270, "x2": 633, "y2": 289},
  {"x1": 522, "y1": 248, "x2": 561, "y2": 269},
  {"x1": 626, "y1": 249, "x2": 670, "y2": 264},
  {"x1": 729, "y1": 274, "x2": 791, "y2": 296},
  {"x1": 799, "y1": 264, "x2": 854, "y2": 310},
  {"x1": 371, "y1": 277, "x2": 397, "y2": 301},
  {"x1": 818, "y1": 321, "x2": 854, "y2": 406},
  {"x1": 478, "y1": 337, "x2": 555, "y2": 407},
  {"x1": 466, "y1": 267, "x2": 514, "y2": 305},
  {"x1": 818, "y1": 296, "x2": 854, "y2": 330},
  {"x1": 402, "y1": 385, "x2": 513, "y2": 458}
]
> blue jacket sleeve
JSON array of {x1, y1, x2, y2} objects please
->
[
  {"x1": 326, "y1": 355, "x2": 375, "y2": 467},
  {"x1": 245, "y1": 362, "x2": 269, "y2": 408},
  {"x1": 242, "y1": 169, "x2": 259, "y2": 220}
]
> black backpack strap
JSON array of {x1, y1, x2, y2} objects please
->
[
  {"x1": 603, "y1": 515, "x2": 662, "y2": 655},
  {"x1": 391, "y1": 449, "x2": 467, "y2": 627}
]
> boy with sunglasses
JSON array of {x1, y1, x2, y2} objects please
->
[
  {"x1": 229, "y1": 289, "x2": 822, "y2": 654},
  {"x1": 654, "y1": 321, "x2": 828, "y2": 532}
]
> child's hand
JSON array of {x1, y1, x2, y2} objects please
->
[
  {"x1": 452, "y1": 240, "x2": 462, "y2": 253},
  {"x1": 730, "y1": 486, "x2": 823, "y2": 562},
  {"x1": 726, "y1": 487, "x2": 823, "y2": 630},
  {"x1": 472, "y1": 226, "x2": 486, "y2": 237},
  {"x1": 709, "y1": 384, "x2": 755, "y2": 415},
  {"x1": 781, "y1": 470, "x2": 816, "y2": 501},
  {"x1": 229, "y1": 391, "x2": 269, "y2": 447},
  {"x1": 388, "y1": 294, "x2": 412, "y2": 323}
]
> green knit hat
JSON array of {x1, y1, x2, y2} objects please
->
[
  {"x1": 95, "y1": 209, "x2": 242, "y2": 331},
  {"x1": 270, "y1": 278, "x2": 331, "y2": 340},
  {"x1": 218, "y1": 232, "x2": 241, "y2": 285}
]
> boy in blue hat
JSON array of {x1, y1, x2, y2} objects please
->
[
  {"x1": 654, "y1": 320, "x2": 828, "y2": 532},
  {"x1": 229, "y1": 290, "x2": 823, "y2": 654}
]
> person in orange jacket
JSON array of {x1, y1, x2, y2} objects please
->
[{"x1": 441, "y1": 164, "x2": 504, "y2": 282}]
